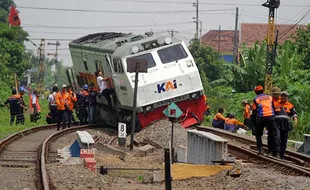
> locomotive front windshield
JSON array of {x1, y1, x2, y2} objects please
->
[
  {"x1": 126, "y1": 53, "x2": 156, "y2": 70},
  {"x1": 157, "y1": 44, "x2": 188, "y2": 64}
]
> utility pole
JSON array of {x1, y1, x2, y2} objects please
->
[
  {"x1": 199, "y1": 21, "x2": 202, "y2": 41},
  {"x1": 233, "y1": 7, "x2": 239, "y2": 64},
  {"x1": 218, "y1": 25, "x2": 221, "y2": 53},
  {"x1": 167, "y1": 29, "x2": 178, "y2": 37},
  {"x1": 38, "y1": 39, "x2": 45, "y2": 97},
  {"x1": 193, "y1": 0, "x2": 199, "y2": 39},
  {"x1": 47, "y1": 41, "x2": 60, "y2": 85}
]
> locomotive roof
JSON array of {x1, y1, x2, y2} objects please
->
[
  {"x1": 69, "y1": 32, "x2": 183, "y2": 56},
  {"x1": 69, "y1": 32, "x2": 136, "y2": 53},
  {"x1": 112, "y1": 35, "x2": 183, "y2": 58}
]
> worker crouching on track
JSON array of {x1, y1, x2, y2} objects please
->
[
  {"x1": 251, "y1": 85, "x2": 280, "y2": 157},
  {"x1": 55, "y1": 84, "x2": 70, "y2": 131},
  {"x1": 212, "y1": 108, "x2": 226, "y2": 129},
  {"x1": 274, "y1": 91, "x2": 298, "y2": 159},
  {"x1": 5, "y1": 88, "x2": 27, "y2": 125},
  {"x1": 224, "y1": 114, "x2": 248, "y2": 132}
]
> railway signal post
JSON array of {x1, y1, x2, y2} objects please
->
[
  {"x1": 127, "y1": 59, "x2": 148, "y2": 150},
  {"x1": 163, "y1": 102, "x2": 183, "y2": 164}
]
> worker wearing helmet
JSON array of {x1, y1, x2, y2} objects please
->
[
  {"x1": 251, "y1": 85, "x2": 280, "y2": 158},
  {"x1": 274, "y1": 91, "x2": 298, "y2": 159},
  {"x1": 77, "y1": 84, "x2": 90, "y2": 125},
  {"x1": 4, "y1": 88, "x2": 25, "y2": 125},
  {"x1": 55, "y1": 84, "x2": 70, "y2": 130},
  {"x1": 67, "y1": 84, "x2": 77, "y2": 124},
  {"x1": 271, "y1": 86, "x2": 281, "y2": 103}
]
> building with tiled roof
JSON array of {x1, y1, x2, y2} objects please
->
[{"x1": 200, "y1": 23, "x2": 305, "y2": 62}]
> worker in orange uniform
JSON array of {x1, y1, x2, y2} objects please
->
[
  {"x1": 224, "y1": 114, "x2": 248, "y2": 132},
  {"x1": 29, "y1": 90, "x2": 41, "y2": 122},
  {"x1": 271, "y1": 87, "x2": 281, "y2": 103},
  {"x1": 67, "y1": 84, "x2": 77, "y2": 124},
  {"x1": 274, "y1": 91, "x2": 298, "y2": 159},
  {"x1": 251, "y1": 85, "x2": 280, "y2": 157},
  {"x1": 203, "y1": 95, "x2": 211, "y2": 116},
  {"x1": 212, "y1": 108, "x2": 226, "y2": 129},
  {"x1": 5, "y1": 88, "x2": 26, "y2": 125},
  {"x1": 77, "y1": 84, "x2": 90, "y2": 125},
  {"x1": 55, "y1": 84, "x2": 70, "y2": 131},
  {"x1": 242, "y1": 100, "x2": 255, "y2": 135}
]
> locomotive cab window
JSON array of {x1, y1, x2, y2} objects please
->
[
  {"x1": 157, "y1": 44, "x2": 188, "y2": 64},
  {"x1": 126, "y1": 53, "x2": 156, "y2": 71},
  {"x1": 83, "y1": 60, "x2": 89, "y2": 71},
  {"x1": 113, "y1": 58, "x2": 124, "y2": 73}
]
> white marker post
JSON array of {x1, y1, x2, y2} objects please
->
[{"x1": 118, "y1": 122, "x2": 127, "y2": 146}]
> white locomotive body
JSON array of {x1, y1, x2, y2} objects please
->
[{"x1": 69, "y1": 32, "x2": 206, "y2": 129}]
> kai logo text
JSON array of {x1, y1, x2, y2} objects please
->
[{"x1": 157, "y1": 80, "x2": 177, "y2": 93}]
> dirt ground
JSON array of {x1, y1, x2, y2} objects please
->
[
  {"x1": 0, "y1": 166, "x2": 36, "y2": 190},
  {"x1": 46, "y1": 127, "x2": 310, "y2": 190}
]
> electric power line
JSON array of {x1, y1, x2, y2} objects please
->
[
  {"x1": 90, "y1": 0, "x2": 309, "y2": 8},
  {"x1": 22, "y1": 21, "x2": 195, "y2": 30},
  {"x1": 17, "y1": 6, "x2": 233, "y2": 14},
  {"x1": 278, "y1": 6, "x2": 310, "y2": 40}
]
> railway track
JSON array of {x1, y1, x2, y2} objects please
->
[
  {"x1": 0, "y1": 123, "x2": 102, "y2": 190},
  {"x1": 195, "y1": 126, "x2": 310, "y2": 177}
]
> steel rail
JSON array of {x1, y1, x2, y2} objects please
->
[
  {"x1": 195, "y1": 126, "x2": 310, "y2": 167},
  {"x1": 40, "y1": 124, "x2": 113, "y2": 190},
  {"x1": 228, "y1": 143, "x2": 310, "y2": 177}
]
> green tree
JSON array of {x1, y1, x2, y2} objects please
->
[
  {"x1": 295, "y1": 24, "x2": 310, "y2": 70},
  {"x1": 0, "y1": 0, "x2": 14, "y2": 22}
]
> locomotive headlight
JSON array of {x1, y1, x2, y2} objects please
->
[
  {"x1": 145, "y1": 105, "x2": 152, "y2": 112},
  {"x1": 165, "y1": 37, "x2": 172, "y2": 44},
  {"x1": 131, "y1": 46, "x2": 139, "y2": 54},
  {"x1": 144, "y1": 43, "x2": 151, "y2": 50},
  {"x1": 191, "y1": 93, "x2": 198, "y2": 99},
  {"x1": 151, "y1": 42, "x2": 158, "y2": 48}
]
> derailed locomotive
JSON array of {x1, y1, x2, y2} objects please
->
[{"x1": 67, "y1": 32, "x2": 206, "y2": 130}]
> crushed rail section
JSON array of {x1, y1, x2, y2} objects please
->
[{"x1": 195, "y1": 126, "x2": 310, "y2": 177}]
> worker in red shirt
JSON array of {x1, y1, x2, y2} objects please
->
[{"x1": 251, "y1": 85, "x2": 280, "y2": 157}]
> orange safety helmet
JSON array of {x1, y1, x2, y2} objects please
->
[{"x1": 254, "y1": 85, "x2": 264, "y2": 92}]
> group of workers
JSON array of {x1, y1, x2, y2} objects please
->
[
  {"x1": 211, "y1": 86, "x2": 298, "y2": 159},
  {"x1": 47, "y1": 83, "x2": 99, "y2": 130},
  {"x1": 4, "y1": 70, "x2": 114, "y2": 131},
  {"x1": 4, "y1": 87, "x2": 41, "y2": 125}
]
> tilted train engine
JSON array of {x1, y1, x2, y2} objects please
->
[{"x1": 68, "y1": 32, "x2": 206, "y2": 130}]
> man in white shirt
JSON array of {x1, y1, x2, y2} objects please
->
[
  {"x1": 95, "y1": 71, "x2": 115, "y2": 108},
  {"x1": 47, "y1": 86, "x2": 58, "y2": 123}
]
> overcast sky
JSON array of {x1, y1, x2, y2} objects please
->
[{"x1": 14, "y1": 0, "x2": 309, "y2": 66}]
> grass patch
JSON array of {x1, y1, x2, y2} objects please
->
[{"x1": 0, "y1": 93, "x2": 49, "y2": 139}]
